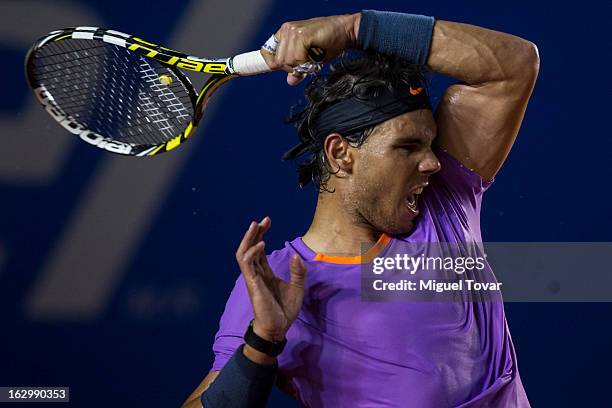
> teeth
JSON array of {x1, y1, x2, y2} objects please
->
[
  {"x1": 406, "y1": 185, "x2": 426, "y2": 214},
  {"x1": 406, "y1": 194, "x2": 418, "y2": 212}
]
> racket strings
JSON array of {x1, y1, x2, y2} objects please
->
[
  {"x1": 137, "y1": 59, "x2": 191, "y2": 138},
  {"x1": 39, "y1": 40, "x2": 190, "y2": 144},
  {"x1": 31, "y1": 38, "x2": 194, "y2": 146}
]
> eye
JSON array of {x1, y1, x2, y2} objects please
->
[{"x1": 400, "y1": 144, "x2": 419, "y2": 153}]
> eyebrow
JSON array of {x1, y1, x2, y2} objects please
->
[
  {"x1": 396, "y1": 133, "x2": 435, "y2": 145},
  {"x1": 397, "y1": 137, "x2": 425, "y2": 144}
]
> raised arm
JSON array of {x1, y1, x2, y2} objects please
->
[
  {"x1": 427, "y1": 20, "x2": 540, "y2": 180},
  {"x1": 263, "y1": 11, "x2": 539, "y2": 181}
]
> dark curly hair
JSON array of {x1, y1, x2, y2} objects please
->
[{"x1": 285, "y1": 51, "x2": 431, "y2": 192}]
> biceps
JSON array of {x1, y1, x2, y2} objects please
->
[{"x1": 434, "y1": 79, "x2": 537, "y2": 180}]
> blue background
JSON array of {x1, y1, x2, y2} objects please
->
[{"x1": 1, "y1": 0, "x2": 610, "y2": 406}]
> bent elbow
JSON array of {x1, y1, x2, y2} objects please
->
[{"x1": 519, "y1": 41, "x2": 540, "y2": 81}]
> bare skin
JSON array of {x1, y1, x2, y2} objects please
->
[
  {"x1": 182, "y1": 217, "x2": 307, "y2": 407},
  {"x1": 183, "y1": 11, "x2": 539, "y2": 407}
]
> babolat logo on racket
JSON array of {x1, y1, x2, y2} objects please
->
[
  {"x1": 33, "y1": 86, "x2": 134, "y2": 155},
  {"x1": 26, "y1": 26, "x2": 321, "y2": 156},
  {"x1": 128, "y1": 39, "x2": 227, "y2": 74}
]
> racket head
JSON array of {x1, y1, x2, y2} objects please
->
[{"x1": 25, "y1": 27, "x2": 230, "y2": 156}]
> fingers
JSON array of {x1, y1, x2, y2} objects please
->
[
  {"x1": 240, "y1": 241, "x2": 266, "y2": 279},
  {"x1": 273, "y1": 27, "x2": 290, "y2": 71},
  {"x1": 253, "y1": 217, "x2": 271, "y2": 266},
  {"x1": 289, "y1": 254, "x2": 307, "y2": 289},
  {"x1": 244, "y1": 241, "x2": 266, "y2": 264},
  {"x1": 236, "y1": 217, "x2": 270, "y2": 258},
  {"x1": 236, "y1": 217, "x2": 273, "y2": 284},
  {"x1": 271, "y1": 23, "x2": 310, "y2": 73},
  {"x1": 287, "y1": 71, "x2": 306, "y2": 86},
  {"x1": 236, "y1": 221, "x2": 258, "y2": 262},
  {"x1": 255, "y1": 245, "x2": 277, "y2": 286},
  {"x1": 253, "y1": 216, "x2": 271, "y2": 245}
]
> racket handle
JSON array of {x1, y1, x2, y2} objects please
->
[
  {"x1": 230, "y1": 49, "x2": 325, "y2": 76},
  {"x1": 230, "y1": 51, "x2": 272, "y2": 75}
]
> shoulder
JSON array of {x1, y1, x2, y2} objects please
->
[{"x1": 266, "y1": 238, "x2": 302, "y2": 279}]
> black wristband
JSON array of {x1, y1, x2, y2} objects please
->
[
  {"x1": 243, "y1": 319, "x2": 287, "y2": 357},
  {"x1": 357, "y1": 10, "x2": 435, "y2": 66},
  {"x1": 201, "y1": 344, "x2": 277, "y2": 408}
]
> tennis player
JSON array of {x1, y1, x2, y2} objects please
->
[{"x1": 183, "y1": 10, "x2": 539, "y2": 407}]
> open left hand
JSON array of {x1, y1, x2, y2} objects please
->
[{"x1": 235, "y1": 217, "x2": 307, "y2": 343}]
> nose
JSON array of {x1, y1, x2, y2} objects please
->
[{"x1": 418, "y1": 149, "x2": 441, "y2": 175}]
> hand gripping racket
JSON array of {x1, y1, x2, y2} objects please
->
[{"x1": 24, "y1": 27, "x2": 323, "y2": 156}]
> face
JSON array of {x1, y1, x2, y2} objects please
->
[{"x1": 341, "y1": 109, "x2": 441, "y2": 235}]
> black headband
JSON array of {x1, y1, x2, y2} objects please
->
[{"x1": 283, "y1": 84, "x2": 431, "y2": 161}]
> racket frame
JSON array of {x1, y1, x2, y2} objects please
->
[{"x1": 25, "y1": 27, "x2": 246, "y2": 156}]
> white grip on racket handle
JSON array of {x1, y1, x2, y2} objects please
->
[{"x1": 231, "y1": 51, "x2": 272, "y2": 75}]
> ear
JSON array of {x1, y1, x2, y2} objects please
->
[{"x1": 323, "y1": 133, "x2": 353, "y2": 177}]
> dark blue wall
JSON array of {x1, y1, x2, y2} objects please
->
[{"x1": 1, "y1": 0, "x2": 610, "y2": 406}]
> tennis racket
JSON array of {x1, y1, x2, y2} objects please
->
[{"x1": 24, "y1": 26, "x2": 324, "y2": 156}]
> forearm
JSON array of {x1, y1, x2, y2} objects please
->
[
  {"x1": 349, "y1": 12, "x2": 538, "y2": 84},
  {"x1": 427, "y1": 20, "x2": 538, "y2": 84},
  {"x1": 195, "y1": 345, "x2": 277, "y2": 408},
  {"x1": 342, "y1": 10, "x2": 539, "y2": 179},
  {"x1": 182, "y1": 345, "x2": 277, "y2": 407},
  {"x1": 243, "y1": 344, "x2": 277, "y2": 365}
]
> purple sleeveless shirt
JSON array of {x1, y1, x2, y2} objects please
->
[{"x1": 211, "y1": 146, "x2": 530, "y2": 407}]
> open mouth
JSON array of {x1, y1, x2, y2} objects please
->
[{"x1": 405, "y1": 186, "x2": 425, "y2": 215}]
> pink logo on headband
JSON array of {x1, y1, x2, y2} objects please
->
[{"x1": 409, "y1": 86, "x2": 423, "y2": 95}]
